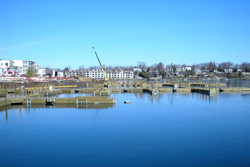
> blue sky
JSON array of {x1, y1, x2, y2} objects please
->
[{"x1": 0, "y1": 0, "x2": 249, "y2": 69}]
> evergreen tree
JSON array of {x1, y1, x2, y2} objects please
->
[{"x1": 26, "y1": 68, "x2": 34, "y2": 78}]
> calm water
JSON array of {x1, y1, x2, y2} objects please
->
[{"x1": 0, "y1": 92, "x2": 250, "y2": 167}]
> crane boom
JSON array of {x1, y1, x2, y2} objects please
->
[{"x1": 92, "y1": 46, "x2": 108, "y2": 81}]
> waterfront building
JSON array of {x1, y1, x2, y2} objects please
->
[
  {"x1": 0, "y1": 59, "x2": 39, "y2": 75},
  {"x1": 37, "y1": 68, "x2": 46, "y2": 76},
  {"x1": 65, "y1": 69, "x2": 134, "y2": 79},
  {"x1": 0, "y1": 60, "x2": 14, "y2": 69}
]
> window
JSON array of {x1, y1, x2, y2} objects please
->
[{"x1": 5, "y1": 63, "x2": 8, "y2": 66}]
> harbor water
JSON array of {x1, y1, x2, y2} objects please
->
[{"x1": 0, "y1": 92, "x2": 250, "y2": 166}]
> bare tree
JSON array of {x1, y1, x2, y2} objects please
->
[
  {"x1": 220, "y1": 61, "x2": 233, "y2": 69},
  {"x1": 156, "y1": 62, "x2": 164, "y2": 72},
  {"x1": 191, "y1": 65, "x2": 195, "y2": 71},
  {"x1": 181, "y1": 64, "x2": 187, "y2": 67},
  {"x1": 149, "y1": 63, "x2": 157, "y2": 71},
  {"x1": 78, "y1": 65, "x2": 85, "y2": 70},
  {"x1": 68, "y1": 65, "x2": 72, "y2": 71},
  {"x1": 113, "y1": 65, "x2": 120, "y2": 70},
  {"x1": 124, "y1": 65, "x2": 133, "y2": 71},
  {"x1": 137, "y1": 61, "x2": 147, "y2": 71},
  {"x1": 240, "y1": 62, "x2": 250, "y2": 72},
  {"x1": 226, "y1": 62, "x2": 234, "y2": 68}
]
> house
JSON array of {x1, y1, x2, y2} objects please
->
[
  {"x1": 37, "y1": 69, "x2": 46, "y2": 76},
  {"x1": 133, "y1": 66, "x2": 142, "y2": 73},
  {"x1": 182, "y1": 66, "x2": 192, "y2": 71},
  {"x1": 52, "y1": 69, "x2": 64, "y2": 77},
  {"x1": 195, "y1": 68, "x2": 201, "y2": 74},
  {"x1": 166, "y1": 67, "x2": 174, "y2": 72},
  {"x1": 202, "y1": 69, "x2": 209, "y2": 73},
  {"x1": 148, "y1": 71, "x2": 159, "y2": 77},
  {"x1": 176, "y1": 68, "x2": 182, "y2": 72},
  {"x1": 224, "y1": 69, "x2": 233, "y2": 73}
]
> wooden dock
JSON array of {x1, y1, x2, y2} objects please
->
[
  {"x1": 0, "y1": 96, "x2": 115, "y2": 107},
  {"x1": 1, "y1": 80, "x2": 249, "y2": 108}
]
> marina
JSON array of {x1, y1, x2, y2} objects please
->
[
  {"x1": 1, "y1": 80, "x2": 250, "y2": 166},
  {"x1": 1, "y1": 89, "x2": 249, "y2": 167},
  {"x1": 1, "y1": 80, "x2": 250, "y2": 108},
  {"x1": 1, "y1": 1, "x2": 249, "y2": 166}
]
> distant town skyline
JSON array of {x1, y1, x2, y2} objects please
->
[{"x1": 1, "y1": 1, "x2": 249, "y2": 69}]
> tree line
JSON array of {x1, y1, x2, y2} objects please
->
[
  {"x1": 136, "y1": 61, "x2": 250, "y2": 73},
  {"x1": 43, "y1": 61, "x2": 250, "y2": 74}
]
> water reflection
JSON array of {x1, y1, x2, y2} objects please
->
[
  {"x1": 202, "y1": 80, "x2": 250, "y2": 88},
  {"x1": 166, "y1": 92, "x2": 218, "y2": 103},
  {"x1": 5, "y1": 109, "x2": 8, "y2": 121},
  {"x1": 227, "y1": 80, "x2": 250, "y2": 88},
  {"x1": 53, "y1": 93, "x2": 96, "y2": 98},
  {"x1": 133, "y1": 92, "x2": 217, "y2": 103},
  {"x1": 4, "y1": 91, "x2": 249, "y2": 121}
]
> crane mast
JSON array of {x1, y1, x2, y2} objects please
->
[{"x1": 92, "y1": 46, "x2": 108, "y2": 81}]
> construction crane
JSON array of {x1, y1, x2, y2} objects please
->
[{"x1": 92, "y1": 46, "x2": 108, "y2": 81}]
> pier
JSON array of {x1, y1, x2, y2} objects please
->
[{"x1": 1, "y1": 80, "x2": 250, "y2": 108}]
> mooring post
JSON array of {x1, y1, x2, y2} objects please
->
[
  {"x1": 42, "y1": 84, "x2": 44, "y2": 94},
  {"x1": 19, "y1": 87, "x2": 22, "y2": 96},
  {"x1": 199, "y1": 82, "x2": 201, "y2": 91},
  {"x1": 5, "y1": 91, "x2": 8, "y2": 103}
]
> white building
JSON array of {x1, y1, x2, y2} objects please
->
[
  {"x1": 65, "y1": 69, "x2": 134, "y2": 79},
  {"x1": 176, "y1": 68, "x2": 182, "y2": 72},
  {"x1": 37, "y1": 68, "x2": 46, "y2": 76},
  {"x1": 0, "y1": 67, "x2": 4, "y2": 76},
  {"x1": 166, "y1": 67, "x2": 174, "y2": 72},
  {"x1": 182, "y1": 66, "x2": 192, "y2": 71},
  {"x1": 106, "y1": 70, "x2": 134, "y2": 79},
  {"x1": 12, "y1": 60, "x2": 39, "y2": 74},
  {"x1": 52, "y1": 70, "x2": 64, "y2": 77},
  {"x1": 195, "y1": 68, "x2": 202, "y2": 74},
  {"x1": 0, "y1": 60, "x2": 14, "y2": 69},
  {"x1": 133, "y1": 66, "x2": 142, "y2": 73},
  {"x1": 0, "y1": 59, "x2": 39, "y2": 75},
  {"x1": 224, "y1": 68, "x2": 233, "y2": 73}
]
